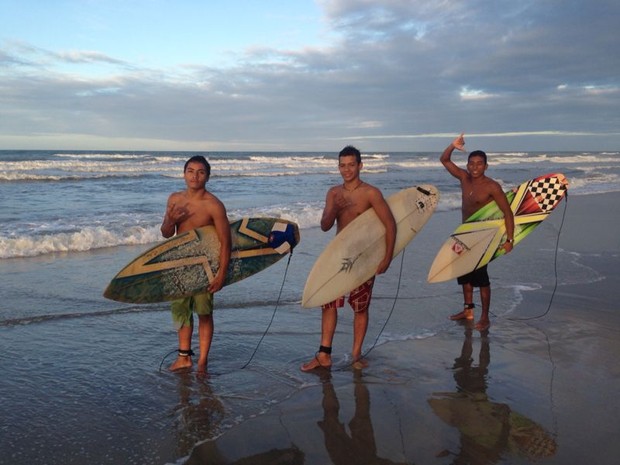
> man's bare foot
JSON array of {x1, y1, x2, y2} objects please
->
[
  {"x1": 196, "y1": 360, "x2": 207, "y2": 374},
  {"x1": 449, "y1": 308, "x2": 474, "y2": 321},
  {"x1": 169, "y1": 356, "x2": 192, "y2": 372},
  {"x1": 475, "y1": 319, "x2": 490, "y2": 331},
  {"x1": 352, "y1": 358, "x2": 369, "y2": 370},
  {"x1": 300, "y1": 353, "x2": 331, "y2": 372}
]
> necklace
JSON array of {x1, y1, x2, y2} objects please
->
[{"x1": 343, "y1": 181, "x2": 363, "y2": 192}]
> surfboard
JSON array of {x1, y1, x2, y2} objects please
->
[
  {"x1": 302, "y1": 185, "x2": 439, "y2": 308},
  {"x1": 427, "y1": 173, "x2": 568, "y2": 283},
  {"x1": 104, "y1": 217, "x2": 300, "y2": 303}
]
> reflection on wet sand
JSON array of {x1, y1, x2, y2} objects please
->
[
  {"x1": 429, "y1": 326, "x2": 557, "y2": 463},
  {"x1": 174, "y1": 373, "x2": 226, "y2": 458},
  {"x1": 181, "y1": 372, "x2": 304, "y2": 465},
  {"x1": 318, "y1": 371, "x2": 407, "y2": 465}
]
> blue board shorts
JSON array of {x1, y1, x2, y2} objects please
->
[
  {"x1": 171, "y1": 292, "x2": 213, "y2": 329},
  {"x1": 457, "y1": 265, "x2": 490, "y2": 288}
]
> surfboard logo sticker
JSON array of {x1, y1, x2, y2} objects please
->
[
  {"x1": 451, "y1": 237, "x2": 470, "y2": 255},
  {"x1": 340, "y1": 252, "x2": 363, "y2": 273},
  {"x1": 414, "y1": 186, "x2": 438, "y2": 213}
]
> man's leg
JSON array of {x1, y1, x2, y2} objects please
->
[
  {"x1": 450, "y1": 283, "x2": 475, "y2": 320},
  {"x1": 475, "y1": 285, "x2": 491, "y2": 331},
  {"x1": 352, "y1": 309, "x2": 369, "y2": 364},
  {"x1": 349, "y1": 278, "x2": 373, "y2": 368},
  {"x1": 196, "y1": 314, "x2": 214, "y2": 373},
  {"x1": 301, "y1": 304, "x2": 337, "y2": 371},
  {"x1": 170, "y1": 323, "x2": 194, "y2": 371},
  {"x1": 169, "y1": 298, "x2": 194, "y2": 371}
]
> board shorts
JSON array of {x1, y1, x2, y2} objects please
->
[
  {"x1": 171, "y1": 292, "x2": 214, "y2": 329},
  {"x1": 457, "y1": 265, "x2": 490, "y2": 288},
  {"x1": 323, "y1": 277, "x2": 375, "y2": 313}
]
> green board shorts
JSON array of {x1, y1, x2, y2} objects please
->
[{"x1": 171, "y1": 292, "x2": 214, "y2": 329}]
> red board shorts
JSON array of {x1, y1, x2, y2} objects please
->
[{"x1": 323, "y1": 277, "x2": 375, "y2": 313}]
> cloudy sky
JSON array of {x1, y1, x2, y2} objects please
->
[{"x1": 1, "y1": 0, "x2": 618, "y2": 152}]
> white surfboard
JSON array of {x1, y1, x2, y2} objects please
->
[{"x1": 302, "y1": 185, "x2": 439, "y2": 308}]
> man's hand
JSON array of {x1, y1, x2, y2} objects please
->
[
  {"x1": 502, "y1": 240, "x2": 514, "y2": 253},
  {"x1": 452, "y1": 133, "x2": 465, "y2": 151},
  {"x1": 207, "y1": 271, "x2": 226, "y2": 293},
  {"x1": 169, "y1": 203, "x2": 191, "y2": 223}
]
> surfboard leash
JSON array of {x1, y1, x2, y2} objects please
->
[
  {"x1": 508, "y1": 192, "x2": 569, "y2": 322},
  {"x1": 335, "y1": 245, "x2": 407, "y2": 370},
  {"x1": 159, "y1": 348, "x2": 181, "y2": 372},
  {"x1": 240, "y1": 252, "x2": 294, "y2": 370}
]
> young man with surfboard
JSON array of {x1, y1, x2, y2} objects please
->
[
  {"x1": 440, "y1": 134, "x2": 514, "y2": 331},
  {"x1": 301, "y1": 146, "x2": 396, "y2": 371},
  {"x1": 161, "y1": 155, "x2": 231, "y2": 373}
]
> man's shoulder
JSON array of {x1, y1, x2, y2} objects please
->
[
  {"x1": 201, "y1": 190, "x2": 224, "y2": 203},
  {"x1": 483, "y1": 176, "x2": 503, "y2": 191},
  {"x1": 359, "y1": 182, "x2": 384, "y2": 198}
]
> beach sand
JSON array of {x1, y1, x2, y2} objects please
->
[{"x1": 1, "y1": 192, "x2": 619, "y2": 465}]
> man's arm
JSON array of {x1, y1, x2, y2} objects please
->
[
  {"x1": 161, "y1": 195, "x2": 180, "y2": 238},
  {"x1": 490, "y1": 183, "x2": 515, "y2": 252},
  {"x1": 440, "y1": 134, "x2": 467, "y2": 181},
  {"x1": 208, "y1": 201, "x2": 232, "y2": 293},
  {"x1": 370, "y1": 189, "x2": 396, "y2": 275},
  {"x1": 320, "y1": 188, "x2": 340, "y2": 232}
]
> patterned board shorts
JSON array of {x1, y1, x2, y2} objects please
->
[
  {"x1": 171, "y1": 292, "x2": 214, "y2": 329},
  {"x1": 323, "y1": 277, "x2": 376, "y2": 313}
]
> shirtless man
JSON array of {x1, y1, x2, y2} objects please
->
[
  {"x1": 161, "y1": 155, "x2": 231, "y2": 373},
  {"x1": 301, "y1": 146, "x2": 396, "y2": 371},
  {"x1": 440, "y1": 134, "x2": 514, "y2": 331}
]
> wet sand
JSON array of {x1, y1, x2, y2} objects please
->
[
  {"x1": 1, "y1": 193, "x2": 618, "y2": 465},
  {"x1": 185, "y1": 192, "x2": 620, "y2": 465}
]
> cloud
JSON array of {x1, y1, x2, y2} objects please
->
[
  {"x1": 1, "y1": 0, "x2": 619, "y2": 151},
  {"x1": 53, "y1": 50, "x2": 128, "y2": 65}
]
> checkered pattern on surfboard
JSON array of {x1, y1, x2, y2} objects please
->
[{"x1": 526, "y1": 176, "x2": 566, "y2": 212}]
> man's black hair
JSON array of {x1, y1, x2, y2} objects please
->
[
  {"x1": 339, "y1": 145, "x2": 362, "y2": 163},
  {"x1": 184, "y1": 155, "x2": 211, "y2": 176},
  {"x1": 468, "y1": 150, "x2": 487, "y2": 164}
]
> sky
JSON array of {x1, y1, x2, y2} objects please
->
[{"x1": 1, "y1": 0, "x2": 619, "y2": 152}]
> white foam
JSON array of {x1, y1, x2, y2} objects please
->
[{"x1": 0, "y1": 225, "x2": 161, "y2": 259}]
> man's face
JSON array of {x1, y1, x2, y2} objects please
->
[
  {"x1": 466, "y1": 155, "x2": 487, "y2": 177},
  {"x1": 184, "y1": 161, "x2": 209, "y2": 188},
  {"x1": 338, "y1": 155, "x2": 362, "y2": 182}
]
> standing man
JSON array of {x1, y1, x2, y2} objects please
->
[
  {"x1": 440, "y1": 134, "x2": 514, "y2": 331},
  {"x1": 301, "y1": 146, "x2": 396, "y2": 371},
  {"x1": 161, "y1": 155, "x2": 231, "y2": 373}
]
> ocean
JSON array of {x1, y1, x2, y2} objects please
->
[{"x1": 1, "y1": 149, "x2": 618, "y2": 465}]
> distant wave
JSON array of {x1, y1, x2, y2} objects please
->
[
  {"x1": 0, "y1": 203, "x2": 325, "y2": 259},
  {"x1": 0, "y1": 172, "x2": 157, "y2": 182},
  {"x1": 491, "y1": 153, "x2": 620, "y2": 165},
  {"x1": 0, "y1": 225, "x2": 161, "y2": 259}
]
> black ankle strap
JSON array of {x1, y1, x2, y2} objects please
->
[
  {"x1": 464, "y1": 303, "x2": 475, "y2": 309},
  {"x1": 178, "y1": 349, "x2": 195, "y2": 357},
  {"x1": 319, "y1": 345, "x2": 332, "y2": 355}
]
